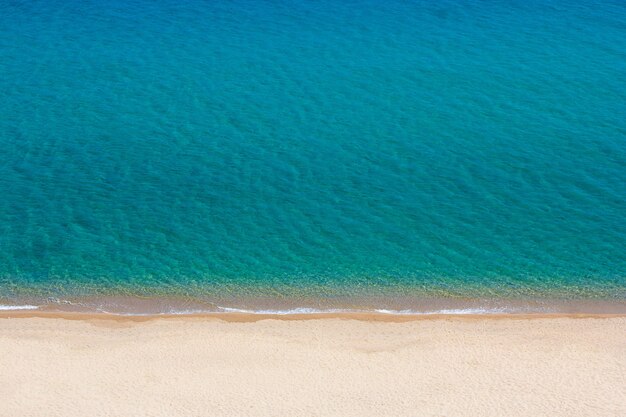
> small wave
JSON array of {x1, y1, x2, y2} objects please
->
[
  {"x1": 218, "y1": 306, "x2": 515, "y2": 315},
  {"x1": 94, "y1": 308, "x2": 213, "y2": 316},
  {"x1": 0, "y1": 300, "x2": 523, "y2": 316},
  {"x1": 429, "y1": 308, "x2": 509, "y2": 314},
  {"x1": 217, "y1": 306, "x2": 349, "y2": 315},
  {"x1": 92, "y1": 306, "x2": 516, "y2": 316},
  {"x1": 0, "y1": 304, "x2": 39, "y2": 311},
  {"x1": 375, "y1": 307, "x2": 511, "y2": 315}
]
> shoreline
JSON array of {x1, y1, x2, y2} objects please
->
[
  {"x1": 2, "y1": 309, "x2": 626, "y2": 323},
  {"x1": 2, "y1": 293, "x2": 626, "y2": 317}
]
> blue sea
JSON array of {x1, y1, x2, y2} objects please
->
[{"x1": 0, "y1": 0, "x2": 625, "y2": 313}]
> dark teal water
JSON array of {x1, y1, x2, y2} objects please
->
[{"x1": 1, "y1": 0, "x2": 625, "y2": 309}]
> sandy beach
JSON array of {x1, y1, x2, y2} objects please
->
[{"x1": 1, "y1": 313, "x2": 625, "y2": 417}]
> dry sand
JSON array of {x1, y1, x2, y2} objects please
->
[{"x1": 0, "y1": 313, "x2": 625, "y2": 417}]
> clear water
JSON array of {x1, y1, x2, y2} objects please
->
[{"x1": 1, "y1": 0, "x2": 625, "y2": 306}]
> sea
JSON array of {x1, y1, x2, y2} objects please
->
[{"x1": 0, "y1": 0, "x2": 625, "y2": 314}]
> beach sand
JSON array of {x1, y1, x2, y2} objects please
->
[{"x1": 0, "y1": 313, "x2": 625, "y2": 416}]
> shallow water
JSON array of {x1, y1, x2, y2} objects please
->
[{"x1": 0, "y1": 0, "x2": 625, "y2": 307}]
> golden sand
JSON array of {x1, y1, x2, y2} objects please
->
[{"x1": 1, "y1": 313, "x2": 625, "y2": 416}]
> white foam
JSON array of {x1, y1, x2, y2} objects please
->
[
  {"x1": 2, "y1": 300, "x2": 519, "y2": 316},
  {"x1": 219, "y1": 306, "x2": 513, "y2": 315},
  {"x1": 426, "y1": 308, "x2": 508, "y2": 315},
  {"x1": 375, "y1": 307, "x2": 510, "y2": 315},
  {"x1": 0, "y1": 304, "x2": 39, "y2": 311},
  {"x1": 374, "y1": 309, "x2": 418, "y2": 315},
  {"x1": 97, "y1": 308, "x2": 212, "y2": 316},
  {"x1": 217, "y1": 306, "x2": 348, "y2": 315}
]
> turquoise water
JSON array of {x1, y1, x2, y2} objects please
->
[{"x1": 1, "y1": 0, "x2": 625, "y2": 308}]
